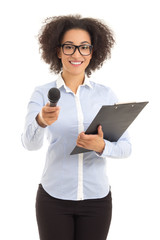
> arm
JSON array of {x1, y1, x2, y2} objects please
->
[
  {"x1": 100, "y1": 132, "x2": 132, "y2": 158},
  {"x1": 76, "y1": 125, "x2": 131, "y2": 158},
  {"x1": 21, "y1": 88, "x2": 60, "y2": 151},
  {"x1": 21, "y1": 118, "x2": 46, "y2": 151},
  {"x1": 21, "y1": 88, "x2": 46, "y2": 151}
]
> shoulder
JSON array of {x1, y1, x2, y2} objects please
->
[
  {"x1": 90, "y1": 81, "x2": 111, "y2": 92},
  {"x1": 29, "y1": 79, "x2": 57, "y2": 105},
  {"x1": 35, "y1": 80, "x2": 57, "y2": 93},
  {"x1": 89, "y1": 80, "x2": 118, "y2": 100}
]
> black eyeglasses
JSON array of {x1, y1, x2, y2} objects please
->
[{"x1": 61, "y1": 44, "x2": 93, "y2": 56}]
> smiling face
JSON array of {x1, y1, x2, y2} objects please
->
[{"x1": 58, "y1": 29, "x2": 92, "y2": 78}]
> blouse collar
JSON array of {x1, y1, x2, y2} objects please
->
[{"x1": 56, "y1": 73, "x2": 92, "y2": 90}]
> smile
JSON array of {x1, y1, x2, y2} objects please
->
[{"x1": 69, "y1": 61, "x2": 83, "y2": 66}]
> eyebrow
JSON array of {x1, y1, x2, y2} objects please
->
[{"x1": 63, "y1": 41, "x2": 91, "y2": 45}]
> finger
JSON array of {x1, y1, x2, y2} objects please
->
[
  {"x1": 77, "y1": 144, "x2": 85, "y2": 148},
  {"x1": 44, "y1": 106, "x2": 60, "y2": 113},
  {"x1": 47, "y1": 108, "x2": 60, "y2": 115},
  {"x1": 77, "y1": 138, "x2": 93, "y2": 150},
  {"x1": 77, "y1": 135, "x2": 86, "y2": 145},
  {"x1": 79, "y1": 132, "x2": 86, "y2": 139},
  {"x1": 76, "y1": 140, "x2": 86, "y2": 148},
  {"x1": 98, "y1": 125, "x2": 103, "y2": 138},
  {"x1": 46, "y1": 102, "x2": 59, "y2": 107},
  {"x1": 45, "y1": 115, "x2": 59, "y2": 121},
  {"x1": 41, "y1": 111, "x2": 59, "y2": 121},
  {"x1": 80, "y1": 132, "x2": 95, "y2": 140}
]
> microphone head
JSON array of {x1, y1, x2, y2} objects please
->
[{"x1": 48, "y1": 88, "x2": 60, "y2": 103}]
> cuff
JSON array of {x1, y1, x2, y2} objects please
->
[
  {"x1": 95, "y1": 140, "x2": 114, "y2": 158},
  {"x1": 32, "y1": 118, "x2": 46, "y2": 134}
]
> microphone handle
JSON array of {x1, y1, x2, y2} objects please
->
[{"x1": 50, "y1": 102, "x2": 57, "y2": 107}]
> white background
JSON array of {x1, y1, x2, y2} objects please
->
[{"x1": 0, "y1": 0, "x2": 160, "y2": 239}]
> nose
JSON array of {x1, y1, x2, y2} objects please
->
[{"x1": 72, "y1": 47, "x2": 81, "y2": 57}]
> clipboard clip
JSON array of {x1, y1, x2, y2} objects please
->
[{"x1": 114, "y1": 102, "x2": 136, "y2": 109}]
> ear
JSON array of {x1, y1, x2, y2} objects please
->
[{"x1": 57, "y1": 47, "x2": 62, "y2": 59}]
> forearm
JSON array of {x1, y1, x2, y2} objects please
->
[
  {"x1": 36, "y1": 113, "x2": 47, "y2": 128},
  {"x1": 100, "y1": 138, "x2": 132, "y2": 158},
  {"x1": 21, "y1": 118, "x2": 45, "y2": 151}
]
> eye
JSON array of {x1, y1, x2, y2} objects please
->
[
  {"x1": 81, "y1": 45, "x2": 90, "y2": 50},
  {"x1": 64, "y1": 44, "x2": 74, "y2": 50}
]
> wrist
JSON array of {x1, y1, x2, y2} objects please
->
[
  {"x1": 96, "y1": 140, "x2": 105, "y2": 154},
  {"x1": 36, "y1": 113, "x2": 47, "y2": 128}
]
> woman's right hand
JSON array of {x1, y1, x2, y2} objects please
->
[{"x1": 36, "y1": 103, "x2": 60, "y2": 128}]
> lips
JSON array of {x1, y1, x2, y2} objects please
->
[{"x1": 69, "y1": 61, "x2": 83, "y2": 66}]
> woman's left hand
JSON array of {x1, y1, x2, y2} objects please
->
[{"x1": 76, "y1": 125, "x2": 105, "y2": 154}]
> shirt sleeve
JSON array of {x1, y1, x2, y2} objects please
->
[
  {"x1": 21, "y1": 87, "x2": 46, "y2": 151},
  {"x1": 97, "y1": 131, "x2": 132, "y2": 158}
]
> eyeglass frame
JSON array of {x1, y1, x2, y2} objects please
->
[{"x1": 60, "y1": 43, "x2": 93, "y2": 56}]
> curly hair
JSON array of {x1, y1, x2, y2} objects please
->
[{"x1": 38, "y1": 15, "x2": 115, "y2": 77}]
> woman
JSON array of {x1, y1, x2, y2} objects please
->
[{"x1": 22, "y1": 15, "x2": 131, "y2": 240}]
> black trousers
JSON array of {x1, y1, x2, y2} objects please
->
[{"x1": 36, "y1": 184, "x2": 112, "y2": 240}]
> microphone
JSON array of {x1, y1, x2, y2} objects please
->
[{"x1": 48, "y1": 88, "x2": 61, "y2": 107}]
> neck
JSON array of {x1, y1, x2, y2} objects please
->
[{"x1": 61, "y1": 71, "x2": 85, "y2": 94}]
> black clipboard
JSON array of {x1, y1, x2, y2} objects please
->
[{"x1": 70, "y1": 101, "x2": 148, "y2": 155}]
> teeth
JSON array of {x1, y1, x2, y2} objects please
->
[{"x1": 70, "y1": 61, "x2": 82, "y2": 65}]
